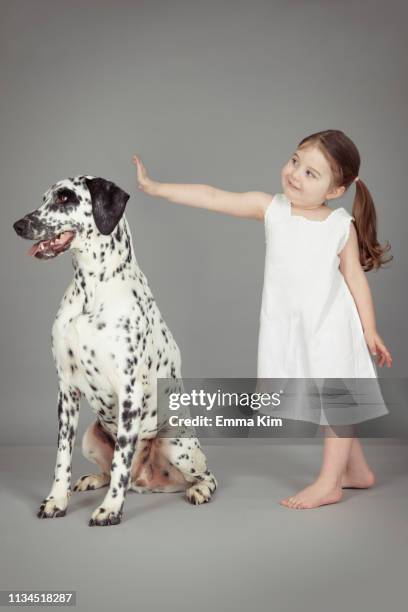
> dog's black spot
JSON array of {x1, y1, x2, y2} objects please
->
[{"x1": 117, "y1": 435, "x2": 127, "y2": 448}]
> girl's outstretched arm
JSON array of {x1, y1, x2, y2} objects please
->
[
  {"x1": 339, "y1": 224, "x2": 393, "y2": 368},
  {"x1": 132, "y1": 154, "x2": 273, "y2": 221}
]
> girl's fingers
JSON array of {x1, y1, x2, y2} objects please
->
[
  {"x1": 373, "y1": 341, "x2": 393, "y2": 368},
  {"x1": 377, "y1": 341, "x2": 392, "y2": 360},
  {"x1": 136, "y1": 158, "x2": 145, "y2": 174},
  {"x1": 132, "y1": 155, "x2": 149, "y2": 184},
  {"x1": 133, "y1": 155, "x2": 144, "y2": 173},
  {"x1": 132, "y1": 157, "x2": 148, "y2": 185},
  {"x1": 382, "y1": 348, "x2": 393, "y2": 368}
]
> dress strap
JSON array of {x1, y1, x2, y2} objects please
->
[
  {"x1": 264, "y1": 193, "x2": 291, "y2": 226},
  {"x1": 336, "y1": 208, "x2": 355, "y2": 254}
]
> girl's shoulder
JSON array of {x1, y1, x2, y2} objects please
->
[
  {"x1": 263, "y1": 193, "x2": 289, "y2": 224},
  {"x1": 336, "y1": 207, "x2": 355, "y2": 222},
  {"x1": 336, "y1": 209, "x2": 356, "y2": 254}
]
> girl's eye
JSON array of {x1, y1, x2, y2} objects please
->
[{"x1": 291, "y1": 158, "x2": 315, "y2": 178}]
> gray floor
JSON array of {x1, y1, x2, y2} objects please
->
[{"x1": 1, "y1": 440, "x2": 407, "y2": 612}]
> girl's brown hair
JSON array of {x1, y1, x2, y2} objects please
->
[{"x1": 298, "y1": 129, "x2": 393, "y2": 272}]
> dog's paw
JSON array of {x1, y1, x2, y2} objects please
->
[
  {"x1": 73, "y1": 473, "x2": 110, "y2": 492},
  {"x1": 37, "y1": 497, "x2": 67, "y2": 519},
  {"x1": 88, "y1": 505, "x2": 123, "y2": 527},
  {"x1": 185, "y1": 483, "x2": 213, "y2": 505}
]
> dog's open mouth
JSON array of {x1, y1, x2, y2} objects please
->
[{"x1": 27, "y1": 231, "x2": 76, "y2": 259}]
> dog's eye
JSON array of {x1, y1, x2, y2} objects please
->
[{"x1": 54, "y1": 189, "x2": 79, "y2": 206}]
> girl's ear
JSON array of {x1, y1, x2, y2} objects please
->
[
  {"x1": 85, "y1": 177, "x2": 130, "y2": 235},
  {"x1": 327, "y1": 184, "x2": 346, "y2": 200}
]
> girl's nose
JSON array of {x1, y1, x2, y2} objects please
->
[{"x1": 289, "y1": 176, "x2": 300, "y2": 189}]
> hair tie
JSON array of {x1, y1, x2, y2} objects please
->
[{"x1": 354, "y1": 176, "x2": 360, "y2": 182}]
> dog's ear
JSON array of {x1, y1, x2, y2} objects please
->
[{"x1": 85, "y1": 177, "x2": 130, "y2": 235}]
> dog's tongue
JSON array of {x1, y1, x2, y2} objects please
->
[
  {"x1": 27, "y1": 232, "x2": 74, "y2": 257},
  {"x1": 27, "y1": 241, "x2": 46, "y2": 257}
]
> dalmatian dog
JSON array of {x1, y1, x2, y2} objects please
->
[{"x1": 13, "y1": 175, "x2": 217, "y2": 526}]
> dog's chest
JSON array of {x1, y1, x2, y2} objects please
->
[
  {"x1": 52, "y1": 307, "x2": 120, "y2": 418},
  {"x1": 51, "y1": 267, "x2": 178, "y2": 437}
]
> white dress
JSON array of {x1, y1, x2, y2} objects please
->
[{"x1": 256, "y1": 193, "x2": 388, "y2": 426}]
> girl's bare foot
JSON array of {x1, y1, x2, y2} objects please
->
[
  {"x1": 280, "y1": 478, "x2": 343, "y2": 509},
  {"x1": 341, "y1": 467, "x2": 376, "y2": 489}
]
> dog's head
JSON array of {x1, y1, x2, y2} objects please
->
[{"x1": 13, "y1": 175, "x2": 130, "y2": 260}]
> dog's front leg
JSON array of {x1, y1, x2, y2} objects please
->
[
  {"x1": 88, "y1": 383, "x2": 143, "y2": 526},
  {"x1": 37, "y1": 382, "x2": 80, "y2": 519}
]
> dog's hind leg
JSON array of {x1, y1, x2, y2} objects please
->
[
  {"x1": 73, "y1": 420, "x2": 114, "y2": 492},
  {"x1": 159, "y1": 435, "x2": 218, "y2": 505},
  {"x1": 129, "y1": 438, "x2": 190, "y2": 494}
]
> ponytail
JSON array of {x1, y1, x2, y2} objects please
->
[{"x1": 352, "y1": 179, "x2": 393, "y2": 272}]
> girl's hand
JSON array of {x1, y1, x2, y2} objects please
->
[
  {"x1": 364, "y1": 329, "x2": 393, "y2": 368},
  {"x1": 132, "y1": 154, "x2": 158, "y2": 195}
]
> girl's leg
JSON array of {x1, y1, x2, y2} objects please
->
[
  {"x1": 341, "y1": 438, "x2": 376, "y2": 488},
  {"x1": 280, "y1": 425, "x2": 354, "y2": 509}
]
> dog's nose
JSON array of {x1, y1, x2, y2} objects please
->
[{"x1": 13, "y1": 219, "x2": 28, "y2": 236}]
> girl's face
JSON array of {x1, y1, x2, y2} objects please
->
[{"x1": 281, "y1": 145, "x2": 344, "y2": 207}]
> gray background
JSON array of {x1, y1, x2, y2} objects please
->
[
  {"x1": 1, "y1": 0, "x2": 406, "y2": 446},
  {"x1": 1, "y1": 2, "x2": 407, "y2": 611}
]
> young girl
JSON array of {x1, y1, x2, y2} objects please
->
[{"x1": 132, "y1": 129, "x2": 393, "y2": 510}]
